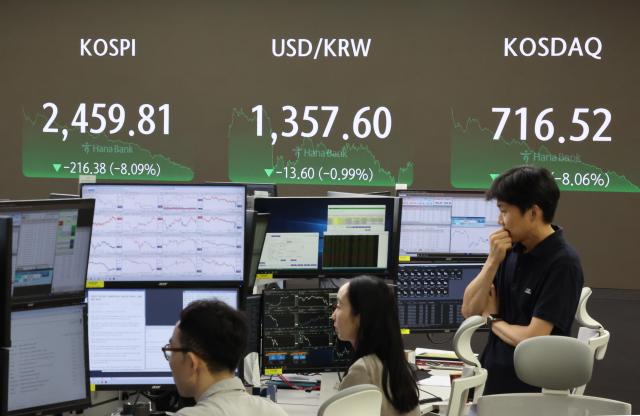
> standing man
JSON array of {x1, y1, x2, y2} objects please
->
[
  {"x1": 461, "y1": 166, "x2": 584, "y2": 394},
  {"x1": 163, "y1": 300, "x2": 287, "y2": 416}
]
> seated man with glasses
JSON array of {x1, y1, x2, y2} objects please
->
[{"x1": 162, "y1": 300, "x2": 286, "y2": 416}]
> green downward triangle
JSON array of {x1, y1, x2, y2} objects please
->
[
  {"x1": 53, "y1": 163, "x2": 62, "y2": 172},
  {"x1": 489, "y1": 173, "x2": 500, "y2": 180},
  {"x1": 264, "y1": 168, "x2": 274, "y2": 177}
]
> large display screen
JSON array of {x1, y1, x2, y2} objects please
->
[
  {"x1": 0, "y1": 0, "x2": 636, "y2": 194},
  {"x1": 0, "y1": 1, "x2": 638, "y2": 292},
  {"x1": 82, "y1": 184, "x2": 245, "y2": 283}
]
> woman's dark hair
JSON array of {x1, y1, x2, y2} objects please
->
[
  {"x1": 178, "y1": 300, "x2": 247, "y2": 373},
  {"x1": 486, "y1": 165, "x2": 560, "y2": 223},
  {"x1": 347, "y1": 275, "x2": 419, "y2": 412}
]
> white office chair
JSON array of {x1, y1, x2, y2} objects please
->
[
  {"x1": 317, "y1": 384, "x2": 382, "y2": 416},
  {"x1": 475, "y1": 336, "x2": 631, "y2": 416},
  {"x1": 445, "y1": 315, "x2": 488, "y2": 416},
  {"x1": 574, "y1": 286, "x2": 610, "y2": 395}
]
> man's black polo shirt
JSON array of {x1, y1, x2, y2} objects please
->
[{"x1": 480, "y1": 226, "x2": 584, "y2": 395}]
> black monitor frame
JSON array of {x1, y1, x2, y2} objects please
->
[
  {"x1": 206, "y1": 182, "x2": 277, "y2": 198},
  {"x1": 0, "y1": 199, "x2": 95, "y2": 307},
  {"x1": 0, "y1": 217, "x2": 11, "y2": 348},
  {"x1": 49, "y1": 193, "x2": 80, "y2": 199},
  {"x1": 0, "y1": 347, "x2": 8, "y2": 416},
  {"x1": 396, "y1": 189, "x2": 496, "y2": 263},
  {"x1": 254, "y1": 196, "x2": 402, "y2": 280},
  {"x1": 80, "y1": 182, "x2": 247, "y2": 285},
  {"x1": 7, "y1": 303, "x2": 91, "y2": 416},
  {"x1": 87, "y1": 284, "x2": 241, "y2": 391},
  {"x1": 244, "y1": 210, "x2": 270, "y2": 294},
  {"x1": 244, "y1": 183, "x2": 278, "y2": 198},
  {"x1": 0, "y1": 218, "x2": 9, "y2": 416}
]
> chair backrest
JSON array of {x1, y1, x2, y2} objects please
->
[
  {"x1": 475, "y1": 336, "x2": 631, "y2": 416},
  {"x1": 515, "y1": 336, "x2": 593, "y2": 391},
  {"x1": 317, "y1": 384, "x2": 382, "y2": 416},
  {"x1": 446, "y1": 315, "x2": 488, "y2": 416},
  {"x1": 574, "y1": 286, "x2": 611, "y2": 395},
  {"x1": 476, "y1": 393, "x2": 632, "y2": 416}
]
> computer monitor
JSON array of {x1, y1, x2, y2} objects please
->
[
  {"x1": 396, "y1": 262, "x2": 484, "y2": 332},
  {"x1": 0, "y1": 217, "x2": 11, "y2": 347},
  {"x1": 81, "y1": 184, "x2": 246, "y2": 283},
  {"x1": 245, "y1": 210, "x2": 270, "y2": 292},
  {"x1": 87, "y1": 287, "x2": 239, "y2": 389},
  {"x1": 262, "y1": 289, "x2": 352, "y2": 373},
  {"x1": 0, "y1": 199, "x2": 95, "y2": 306},
  {"x1": 397, "y1": 190, "x2": 500, "y2": 261},
  {"x1": 7, "y1": 304, "x2": 90, "y2": 416},
  {"x1": 254, "y1": 197, "x2": 402, "y2": 279}
]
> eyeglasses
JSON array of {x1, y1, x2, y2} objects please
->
[{"x1": 162, "y1": 343, "x2": 190, "y2": 361}]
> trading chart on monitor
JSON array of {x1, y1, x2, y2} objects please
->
[
  {"x1": 83, "y1": 185, "x2": 245, "y2": 282},
  {"x1": 262, "y1": 289, "x2": 352, "y2": 373},
  {"x1": 399, "y1": 191, "x2": 500, "y2": 257}
]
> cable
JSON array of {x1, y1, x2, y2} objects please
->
[
  {"x1": 418, "y1": 387, "x2": 443, "y2": 404},
  {"x1": 276, "y1": 374, "x2": 320, "y2": 391},
  {"x1": 427, "y1": 332, "x2": 453, "y2": 345},
  {"x1": 87, "y1": 396, "x2": 120, "y2": 408},
  {"x1": 132, "y1": 391, "x2": 141, "y2": 406}
]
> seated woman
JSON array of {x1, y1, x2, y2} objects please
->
[{"x1": 332, "y1": 275, "x2": 419, "y2": 416}]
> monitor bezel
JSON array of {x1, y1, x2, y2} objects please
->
[
  {"x1": 396, "y1": 189, "x2": 495, "y2": 262},
  {"x1": 0, "y1": 217, "x2": 12, "y2": 348},
  {"x1": 7, "y1": 303, "x2": 91, "y2": 416},
  {"x1": 87, "y1": 285, "x2": 241, "y2": 391},
  {"x1": 0, "y1": 347, "x2": 8, "y2": 416},
  {"x1": 253, "y1": 196, "x2": 402, "y2": 280},
  {"x1": 0, "y1": 199, "x2": 96, "y2": 307},
  {"x1": 205, "y1": 182, "x2": 277, "y2": 198},
  {"x1": 80, "y1": 182, "x2": 247, "y2": 284}
]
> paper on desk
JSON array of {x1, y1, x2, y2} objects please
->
[
  {"x1": 418, "y1": 374, "x2": 451, "y2": 387},
  {"x1": 415, "y1": 348, "x2": 459, "y2": 360}
]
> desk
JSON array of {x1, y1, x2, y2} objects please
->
[{"x1": 275, "y1": 370, "x2": 453, "y2": 416}]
